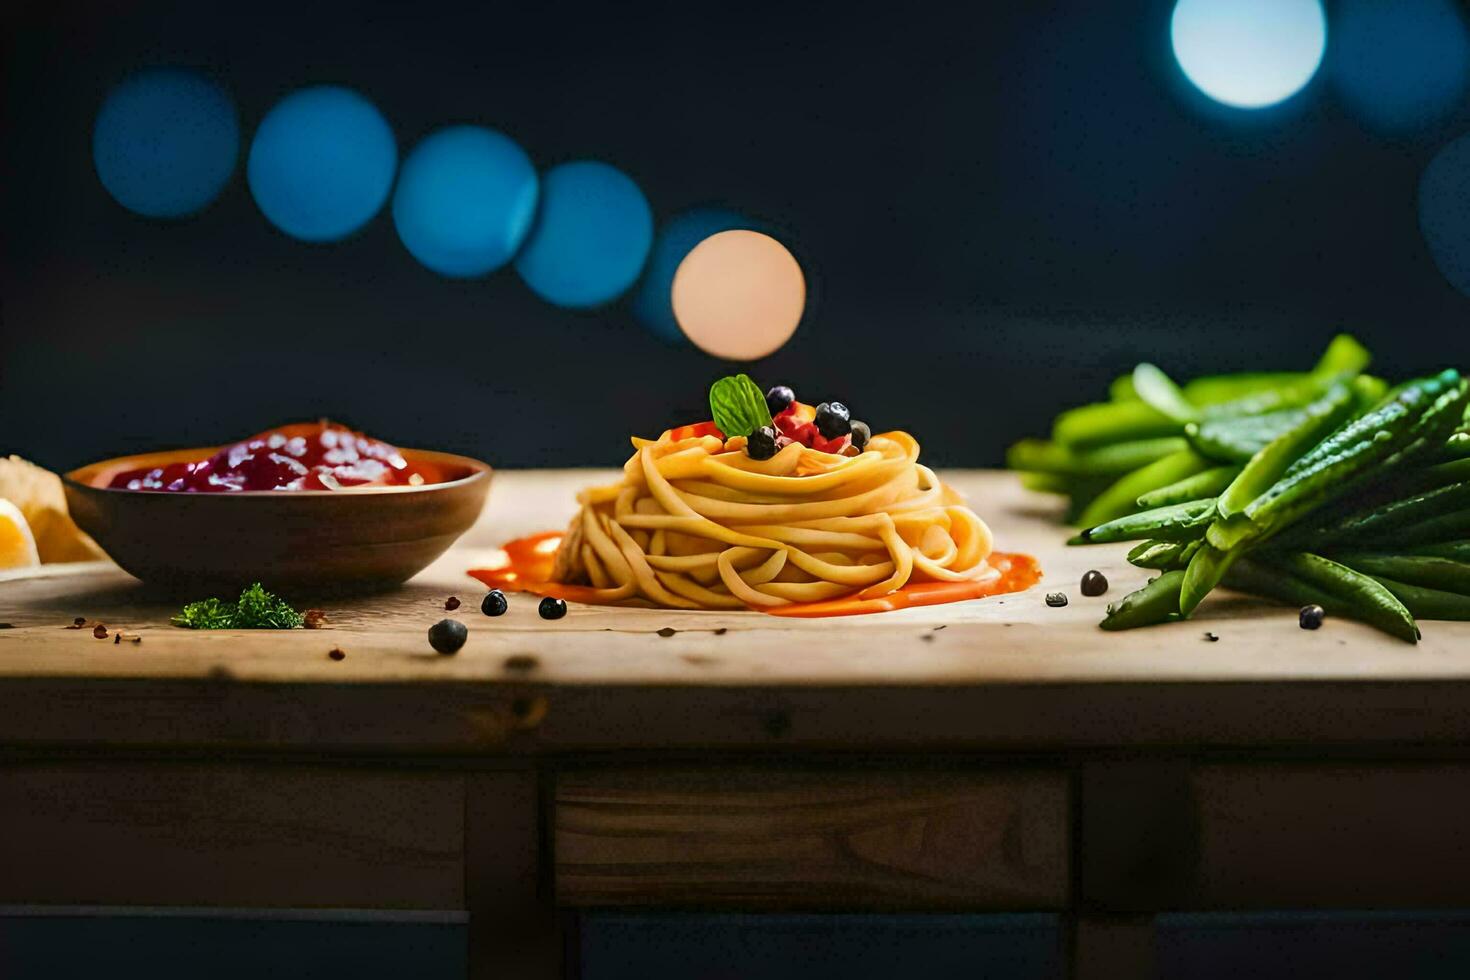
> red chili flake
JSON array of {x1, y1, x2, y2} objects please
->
[
  {"x1": 303, "y1": 609, "x2": 328, "y2": 629},
  {"x1": 92, "y1": 624, "x2": 108, "y2": 639},
  {"x1": 328, "y1": 648, "x2": 346, "y2": 661},
  {"x1": 444, "y1": 596, "x2": 462, "y2": 611}
]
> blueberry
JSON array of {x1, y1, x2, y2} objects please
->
[
  {"x1": 747, "y1": 425, "x2": 778, "y2": 460},
  {"x1": 481, "y1": 590, "x2": 508, "y2": 617},
  {"x1": 539, "y1": 596, "x2": 568, "y2": 620},
  {"x1": 815, "y1": 402, "x2": 851, "y2": 439},
  {"x1": 1299, "y1": 604, "x2": 1325, "y2": 630},
  {"x1": 428, "y1": 618, "x2": 467, "y2": 654},
  {"x1": 766, "y1": 385, "x2": 795, "y2": 416},
  {"x1": 1080, "y1": 570, "x2": 1108, "y2": 597},
  {"x1": 849, "y1": 420, "x2": 871, "y2": 451}
]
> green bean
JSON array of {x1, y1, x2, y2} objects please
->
[
  {"x1": 1019, "y1": 471, "x2": 1072, "y2": 494},
  {"x1": 1245, "y1": 371, "x2": 1468, "y2": 540},
  {"x1": 1205, "y1": 512, "x2": 1260, "y2": 552},
  {"x1": 1186, "y1": 406, "x2": 1316, "y2": 463},
  {"x1": 1079, "y1": 498, "x2": 1217, "y2": 544},
  {"x1": 1383, "y1": 510, "x2": 1470, "y2": 547},
  {"x1": 1443, "y1": 431, "x2": 1470, "y2": 461},
  {"x1": 1216, "y1": 383, "x2": 1358, "y2": 519},
  {"x1": 1077, "y1": 450, "x2": 1211, "y2": 527},
  {"x1": 1183, "y1": 372, "x2": 1306, "y2": 406},
  {"x1": 1132, "y1": 363, "x2": 1199, "y2": 423},
  {"x1": 1127, "y1": 538, "x2": 1203, "y2": 570},
  {"x1": 1405, "y1": 540, "x2": 1470, "y2": 562},
  {"x1": 1324, "y1": 482, "x2": 1470, "y2": 543},
  {"x1": 1109, "y1": 374, "x2": 1139, "y2": 402},
  {"x1": 1100, "y1": 571, "x2": 1186, "y2": 631},
  {"x1": 1180, "y1": 543, "x2": 1242, "y2": 616},
  {"x1": 1052, "y1": 400, "x2": 1179, "y2": 450},
  {"x1": 1331, "y1": 553, "x2": 1470, "y2": 595},
  {"x1": 1267, "y1": 552, "x2": 1420, "y2": 643},
  {"x1": 1136, "y1": 465, "x2": 1241, "y2": 509},
  {"x1": 1370, "y1": 577, "x2": 1470, "y2": 621},
  {"x1": 1006, "y1": 437, "x2": 1190, "y2": 478},
  {"x1": 1311, "y1": 333, "x2": 1374, "y2": 377},
  {"x1": 1223, "y1": 558, "x2": 1341, "y2": 611}
]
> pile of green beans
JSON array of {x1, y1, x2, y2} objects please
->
[{"x1": 1012, "y1": 335, "x2": 1470, "y2": 642}]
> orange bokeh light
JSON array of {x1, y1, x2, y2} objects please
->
[{"x1": 671, "y1": 229, "x2": 805, "y2": 360}]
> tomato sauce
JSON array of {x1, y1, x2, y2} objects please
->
[
  {"x1": 107, "y1": 421, "x2": 429, "y2": 492},
  {"x1": 468, "y1": 531, "x2": 1042, "y2": 617}
]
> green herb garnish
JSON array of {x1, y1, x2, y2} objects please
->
[
  {"x1": 709, "y1": 374, "x2": 773, "y2": 439},
  {"x1": 172, "y1": 582, "x2": 305, "y2": 630}
]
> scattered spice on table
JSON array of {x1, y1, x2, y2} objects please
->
[
  {"x1": 503, "y1": 654, "x2": 538, "y2": 672},
  {"x1": 428, "y1": 619, "x2": 467, "y2": 654},
  {"x1": 1046, "y1": 592, "x2": 1069, "y2": 607},
  {"x1": 1080, "y1": 570, "x2": 1108, "y2": 597},
  {"x1": 328, "y1": 648, "x2": 346, "y2": 661},
  {"x1": 1204, "y1": 632, "x2": 1219, "y2": 642},
  {"x1": 303, "y1": 609, "x2": 328, "y2": 629},
  {"x1": 444, "y1": 596, "x2": 461, "y2": 611},
  {"x1": 92, "y1": 623, "x2": 107, "y2": 639},
  {"x1": 656, "y1": 627, "x2": 677, "y2": 637}
]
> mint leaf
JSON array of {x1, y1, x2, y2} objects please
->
[{"x1": 709, "y1": 374, "x2": 773, "y2": 439}]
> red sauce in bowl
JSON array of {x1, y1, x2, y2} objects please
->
[{"x1": 107, "y1": 422, "x2": 427, "y2": 492}]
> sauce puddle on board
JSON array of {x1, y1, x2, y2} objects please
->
[{"x1": 469, "y1": 532, "x2": 1041, "y2": 618}]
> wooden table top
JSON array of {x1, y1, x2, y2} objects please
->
[{"x1": 4, "y1": 470, "x2": 1470, "y2": 753}]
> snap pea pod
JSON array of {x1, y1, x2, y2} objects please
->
[
  {"x1": 1007, "y1": 437, "x2": 1190, "y2": 478},
  {"x1": 1243, "y1": 371, "x2": 1468, "y2": 542},
  {"x1": 1331, "y1": 553, "x2": 1470, "y2": 596},
  {"x1": 1370, "y1": 578, "x2": 1470, "y2": 621},
  {"x1": 1382, "y1": 510, "x2": 1470, "y2": 548},
  {"x1": 1266, "y1": 552, "x2": 1420, "y2": 643},
  {"x1": 1136, "y1": 465, "x2": 1241, "y2": 509},
  {"x1": 1216, "y1": 382, "x2": 1359, "y2": 519},
  {"x1": 1078, "y1": 498, "x2": 1217, "y2": 544},
  {"x1": 1052, "y1": 399, "x2": 1179, "y2": 450},
  {"x1": 1320, "y1": 482, "x2": 1470, "y2": 544},
  {"x1": 1076, "y1": 450, "x2": 1211, "y2": 527},
  {"x1": 1443, "y1": 431, "x2": 1470, "y2": 460},
  {"x1": 1132, "y1": 363, "x2": 1198, "y2": 423},
  {"x1": 1127, "y1": 538, "x2": 1203, "y2": 570},
  {"x1": 1109, "y1": 374, "x2": 1139, "y2": 402},
  {"x1": 1100, "y1": 571, "x2": 1186, "y2": 631},
  {"x1": 1406, "y1": 540, "x2": 1470, "y2": 562},
  {"x1": 1180, "y1": 542, "x2": 1243, "y2": 616}
]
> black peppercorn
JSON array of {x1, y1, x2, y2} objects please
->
[
  {"x1": 539, "y1": 597, "x2": 568, "y2": 620},
  {"x1": 1299, "y1": 604, "x2": 1325, "y2": 630},
  {"x1": 1080, "y1": 570, "x2": 1108, "y2": 596},
  {"x1": 481, "y1": 590, "x2": 508, "y2": 617},
  {"x1": 1045, "y1": 592, "x2": 1068, "y2": 608},
  {"x1": 428, "y1": 618, "x2": 467, "y2": 654}
]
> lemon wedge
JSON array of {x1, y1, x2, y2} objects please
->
[{"x1": 0, "y1": 498, "x2": 41, "y2": 571}]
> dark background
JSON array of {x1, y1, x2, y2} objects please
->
[{"x1": 5, "y1": 0, "x2": 1470, "y2": 472}]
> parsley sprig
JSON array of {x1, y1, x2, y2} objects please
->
[{"x1": 172, "y1": 583, "x2": 305, "y2": 630}]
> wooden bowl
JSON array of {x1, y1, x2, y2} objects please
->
[{"x1": 63, "y1": 447, "x2": 492, "y2": 595}]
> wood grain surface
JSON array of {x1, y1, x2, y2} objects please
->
[
  {"x1": 554, "y1": 769, "x2": 1069, "y2": 910},
  {"x1": 0, "y1": 764, "x2": 464, "y2": 908},
  {"x1": 5, "y1": 470, "x2": 1470, "y2": 751}
]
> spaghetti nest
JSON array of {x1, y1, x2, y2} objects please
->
[{"x1": 549, "y1": 429, "x2": 997, "y2": 609}]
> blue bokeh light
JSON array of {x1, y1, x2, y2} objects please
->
[
  {"x1": 1332, "y1": 0, "x2": 1470, "y2": 134},
  {"x1": 513, "y1": 161, "x2": 653, "y2": 309},
  {"x1": 392, "y1": 126, "x2": 539, "y2": 278},
  {"x1": 1170, "y1": 0, "x2": 1326, "y2": 109},
  {"x1": 247, "y1": 86, "x2": 397, "y2": 242},
  {"x1": 93, "y1": 68, "x2": 239, "y2": 218},
  {"x1": 632, "y1": 208, "x2": 756, "y2": 344},
  {"x1": 1420, "y1": 133, "x2": 1470, "y2": 299}
]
